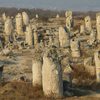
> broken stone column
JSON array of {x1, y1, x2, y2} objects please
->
[
  {"x1": 80, "y1": 24, "x2": 85, "y2": 33},
  {"x1": 22, "y1": 12, "x2": 29, "y2": 26},
  {"x1": 32, "y1": 48, "x2": 43, "y2": 87},
  {"x1": 59, "y1": 27, "x2": 70, "y2": 48},
  {"x1": 25, "y1": 24, "x2": 33, "y2": 46},
  {"x1": 42, "y1": 47, "x2": 63, "y2": 98},
  {"x1": 94, "y1": 51, "x2": 100, "y2": 83},
  {"x1": 34, "y1": 29, "x2": 38, "y2": 47},
  {"x1": 4, "y1": 17, "x2": 13, "y2": 43},
  {"x1": 96, "y1": 13, "x2": 100, "y2": 41},
  {"x1": 84, "y1": 16, "x2": 92, "y2": 32},
  {"x1": 70, "y1": 39, "x2": 81, "y2": 58},
  {"x1": 15, "y1": 13, "x2": 24, "y2": 35}
]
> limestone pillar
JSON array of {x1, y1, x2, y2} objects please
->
[
  {"x1": 56, "y1": 14, "x2": 60, "y2": 19},
  {"x1": 59, "y1": 26, "x2": 70, "y2": 48},
  {"x1": 34, "y1": 30, "x2": 38, "y2": 47},
  {"x1": 96, "y1": 13, "x2": 100, "y2": 41},
  {"x1": 80, "y1": 24, "x2": 85, "y2": 33},
  {"x1": 88, "y1": 30, "x2": 96, "y2": 45},
  {"x1": 2, "y1": 13, "x2": 6, "y2": 22},
  {"x1": 70, "y1": 39, "x2": 81, "y2": 57},
  {"x1": 4, "y1": 17, "x2": 13, "y2": 43},
  {"x1": 32, "y1": 48, "x2": 42, "y2": 87},
  {"x1": 22, "y1": 12, "x2": 29, "y2": 26},
  {"x1": 25, "y1": 24, "x2": 33, "y2": 46},
  {"x1": 36, "y1": 14, "x2": 39, "y2": 19},
  {"x1": 65, "y1": 11, "x2": 73, "y2": 31},
  {"x1": 94, "y1": 51, "x2": 100, "y2": 83},
  {"x1": 15, "y1": 13, "x2": 24, "y2": 35},
  {"x1": 42, "y1": 48, "x2": 63, "y2": 98},
  {"x1": 84, "y1": 16, "x2": 92, "y2": 32}
]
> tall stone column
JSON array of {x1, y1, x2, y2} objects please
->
[
  {"x1": 84, "y1": 16, "x2": 92, "y2": 32},
  {"x1": 94, "y1": 51, "x2": 100, "y2": 83},
  {"x1": 32, "y1": 48, "x2": 43, "y2": 87},
  {"x1": 2, "y1": 13, "x2": 7, "y2": 22},
  {"x1": 15, "y1": 13, "x2": 24, "y2": 35},
  {"x1": 80, "y1": 24, "x2": 85, "y2": 33},
  {"x1": 34, "y1": 30, "x2": 38, "y2": 47},
  {"x1": 65, "y1": 11, "x2": 73, "y2": 32},
  {"x1": 59, "y1": 26, "x2": 70, "y2": 48},
  {"x1": 70, "y1": 39, "x2": 81, "y2": 58},
  {"x1": 96, "y1": 13, "x2": 100, "y2": 41},
  {"x1": 25, "y1": 24, "x2": 33, "y2": 46},
  {"x1": 22, "y1": 12, "x2": 29, "y2": 26},
  {"x1": 42, "y1": 48, "x2": 63, "y2": 98},
  {"x1": 4, "y1": 17, "x2": 13, "y2": 43}
]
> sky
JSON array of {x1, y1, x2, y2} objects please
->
[{"x1": 0, "y1": 0, "x2": 100, "y2": 11}]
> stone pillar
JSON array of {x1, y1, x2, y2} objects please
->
[
  {"x1": 2, "y1": 13, "x2": 6, "y2": 22},
  {"x1": 59, "y1": 27, "x2": 70, "y2": 48},
  {"x1": 80, "y1": 24, "x2": 85, "y2": 33},
  {"x1": 84, "y1": 16, "x2": 92, "y2": 32},
  {"x1": 70, "y1": 39, "x2": 81, "y2": 57},
  {"x1": 34, "y1": 29, "x2": 38, "y2": 47},
  {"x1": 96, "y1": 13, "x2": 100, "y2": 41},
  {"x1": 32, "y1": 48, "x2": 42, "y2": 87},
  {"x1": 4, "y1": 17, "x2": 13, "y2": 43},
  {"x1": 94, "y1": 51, "x2": 100, "y2": 83},
  {"x1": 42, "y1": 48, "x2": 63, "y2": 98},
  {"x1": 25, "y1": 24, "x2": 33, "y2": 46},
  {"x1": 22, "y1": 12, "x2": 29, "y2": 26},
  {"x1": 56, "y1": 14, "x2": 60, "y2": 19},
  {"x1": 15, "y1": 13, "x2": 24, "y2": 35},
  {"x1": 36, "y1": 14, "x2": 39, "y2": 19},
  {"x1": 54, "y1": 31, "x2": 60, "y2": 47},
  {"x1": 65, "y1": 11, "x2": 73, "y2": 31},
  {"x1": 88, "y1": 30, "x2": 96, "y2": 45}
]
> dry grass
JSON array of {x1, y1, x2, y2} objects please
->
[{"x1": 71, "y1": 65, "x2": 96, "y2": 89}]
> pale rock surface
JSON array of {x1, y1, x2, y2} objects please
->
[
  {"x1": 59, "y1": 27, "x2": 70, "y2": 48},
  {"x1": 42, "y1": 48, "x2": 63, "y2": 98},
  {"x1": 94, "y1": 51, "x2": 100, "y2": 83},
  {"x1": 70, "y1": 39, "x2": 80, "y2": 57},
  {"x1": 22, "y1": 12, "x2": 29, "y2": 26},
  {"x1": 15, "y1": 13, "x2": 24, "y2": 35},
  {"x1": 25, "y1": 24, "x2": 33, "y2": 46},
  {"x1": 84, "y1": 16, "x2": 92, "y2": 32}
]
